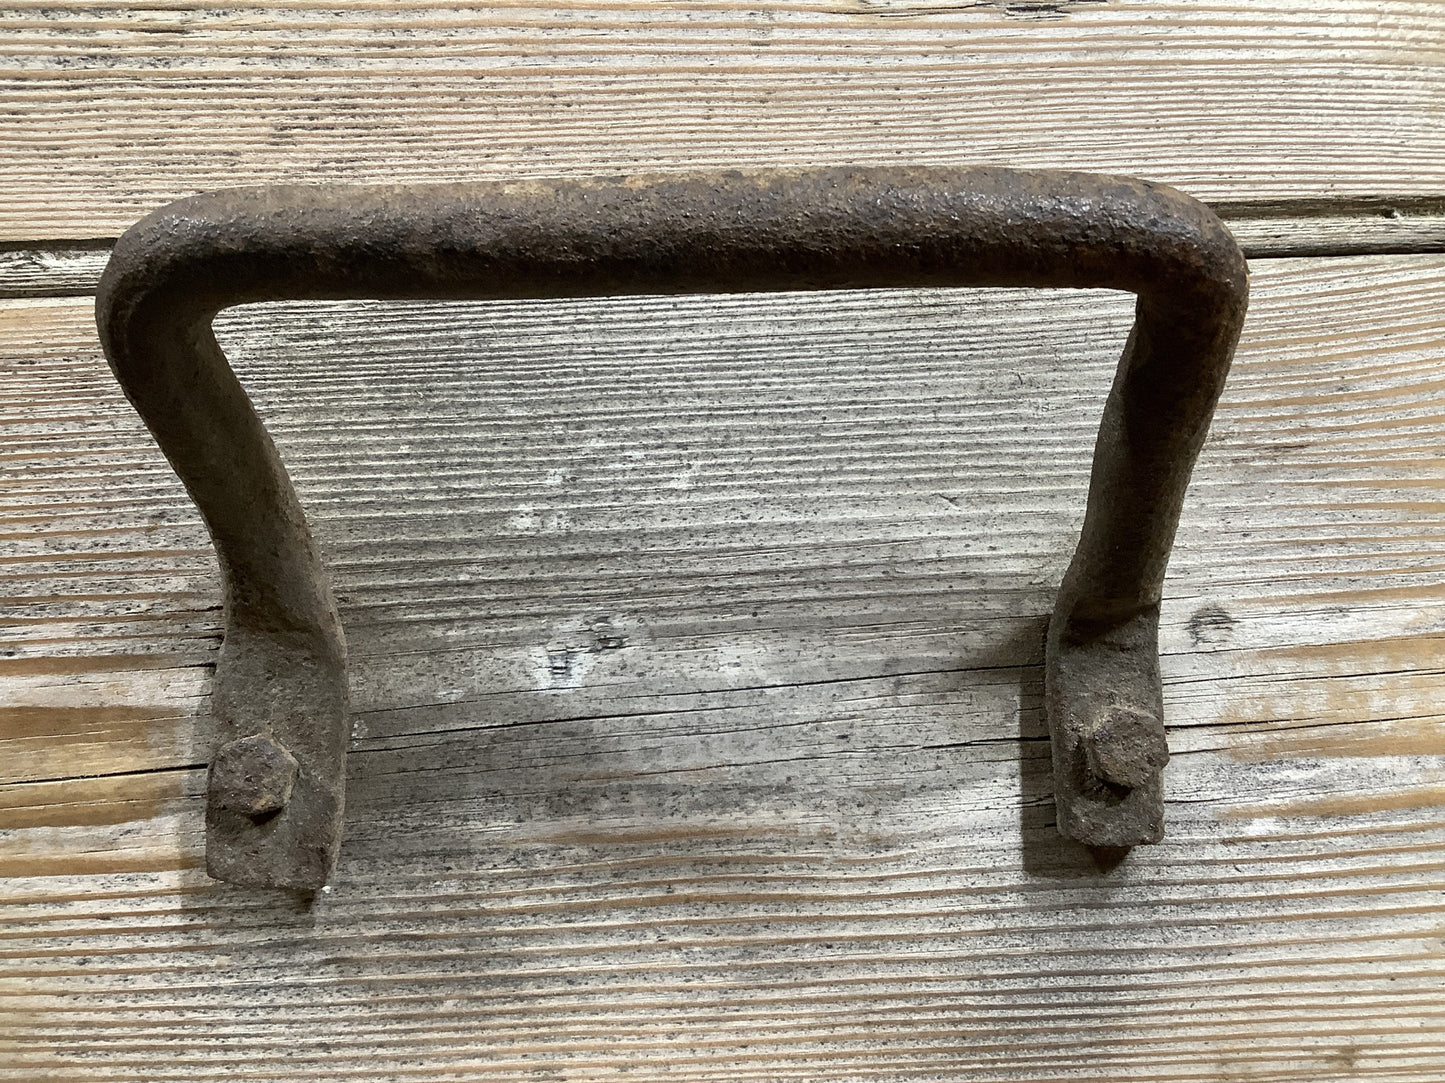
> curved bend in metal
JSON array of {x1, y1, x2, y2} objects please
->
[{"x1": 96, "y1": 168, "x2": 1248, "y2": 889}]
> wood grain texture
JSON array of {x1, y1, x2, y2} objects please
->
[
  {"x1": 2, "y1": 255, "x2": 1443, "y2": 1080},
  {"x1": 0, "y1": 246, "x2": 112, "y2": 299},
  {"x1": 1, "y1": 0, "x2": 1443, "y2": 241}
]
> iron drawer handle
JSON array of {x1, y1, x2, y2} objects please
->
[{"x1": 96, "y1": 168, "x2": 1248, "y2": 889}]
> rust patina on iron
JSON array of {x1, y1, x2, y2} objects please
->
[{"x1": 95, "y1": 168, "x2": 1249, "y2": 889}]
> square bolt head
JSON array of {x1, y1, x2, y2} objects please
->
[
  {"x1": 211, "y1": 734, "x2": 299, "y2": 818},
  {"x1": 1083, "y1": 706, "x2": 1169, "y2": 791}
]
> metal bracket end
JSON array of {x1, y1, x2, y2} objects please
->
[
  {"x1": 203, "y1": 631, "x2": 349, "y2": 891},
  {"x1": 1045, "y1": 609, "x2": 1171, "y2": 848},
  {"x1": 206, "y1": 762, "x2": 344, "y2": 891}
]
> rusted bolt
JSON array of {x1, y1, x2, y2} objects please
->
[
  {"x1": 211, "y1": 733, "x2": 299, "y2": 818},
  {"x1": 1083, "y1": 706, "x2": 1170, "y2": 791}
]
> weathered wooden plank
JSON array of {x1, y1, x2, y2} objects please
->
[
  {"x1": 1, "y1": 255, "x2": 1444, "y2": 1080},
  {"x1": 1218, "y1": 200, "x2": 1445, "y2": 258},
  {"x1": 0, "y1": 0, "x2": 1442, "y2": 240},
  {"x1": 0, "y1": 246, "x2": 112, "y2": 299}
]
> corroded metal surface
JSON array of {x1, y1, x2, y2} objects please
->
[{"x1": 95, "y1": 167, "x2": 1248, "y2": 888}]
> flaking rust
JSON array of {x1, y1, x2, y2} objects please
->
[{"x1": 96, "y1": 167, "x2": 1247, "y2": 888}]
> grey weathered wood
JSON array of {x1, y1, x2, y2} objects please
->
[
  {"x1": 1220, "y1": 202, "x2": 1445, "y2": 257},
  {"x1": 0, "y1": 246, "x2": 112, "y2": 298},
  {"x1": 2, "y1": 255, "x2": 1443, "y2": 1080},
  {"x1": 1, "y1": 0, "x2": 1443, "y2": 240}
]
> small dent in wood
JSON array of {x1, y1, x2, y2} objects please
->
[
  {"x1": 850, "y1": 0, "x2": 1106, "y2": 19},
  {"x1": 536, "y1": 614, "x2": 634, "y2": 691},
  {"x1": 1186, "y1": 603, "x2": 1237, "y2": 648}
]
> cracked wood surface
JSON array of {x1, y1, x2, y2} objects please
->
[
  {"x1": 2, "y1": 254, "x2": 1443, "y2": 1080},
  {"x1": 0, "y1": 0, "x2": 1443, "y2": 240}
]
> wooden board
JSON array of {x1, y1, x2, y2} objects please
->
[
  {"x1": 2, "y1": 254, "x2": 1443, "y2": 1080},
  {"x1": 1, "y1": 0, "x2": 1443, "y2": 241}
]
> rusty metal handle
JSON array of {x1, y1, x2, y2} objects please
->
[{"x1": 96, "y1": 168, "x2": 1248, "y2": 889}]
